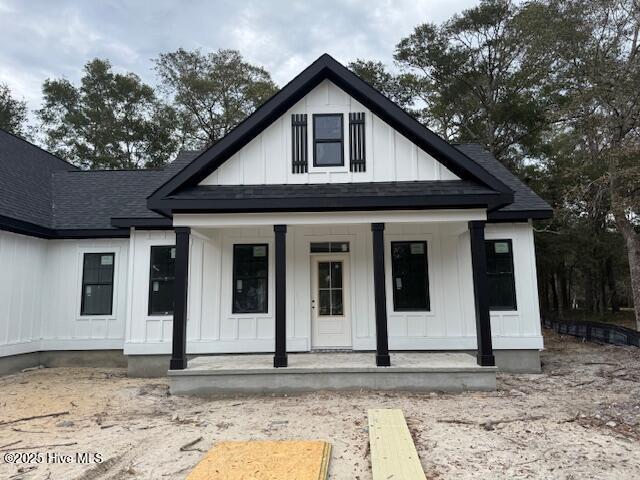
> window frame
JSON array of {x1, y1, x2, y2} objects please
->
[
  {"x1": 80, "y1": 252, "x2": 115, "y2": 317},
  {"x1": 148, "y1": 245, "x2": 176, "y2": 316},
  {"x1": 485, "y1": 239, "x2": 517, "y2": 311},
  {"x1": 390, "y1": 241, "x2": 431, "y2": 312},
  {"x1": 232, "y1": 243, "x2": 270, "y2": 315},
  {"x1": 312, "y1": 113, "x2": 344, "y2": 167}
]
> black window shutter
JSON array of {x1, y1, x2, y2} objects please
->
[
  {"x1": 291, "y1": 114, "x2": 308, "y2": 173},
  {"x1": 349, "y1": 112, "x2": 366, "y2": 172}
]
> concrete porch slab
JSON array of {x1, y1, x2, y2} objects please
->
[{"x1": 168, "y1": 352, "x2": 497, "y2": 396}]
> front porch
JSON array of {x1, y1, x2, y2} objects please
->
[
  {"x1": 163, "y1": 208, "x2": 501, "y2": 391},
  {"x1": 168, "y1": 352, "x2": 497, "y2": 395}
]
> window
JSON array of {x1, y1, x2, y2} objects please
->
[
  {"x1": 313, "y1": 114, "x2": 343, "y2": 166},
  {"x1": 391, "y1": 242, "x2": 430, "y2": 311},
  {"x1": 148, "y1": 246, "x2": 176, "y2": 315},
  {"x1": 486, "y1": 240, "x2": 517, "y2": 310},
  {"x1": 310, "y1": 242, "x2": 350, "y2": 253},
  {"x1": 317, "y1": 261, "x2": 344, "y2": 316},
  {"x1": 233, "y1": 244, "x2": 269, "y2": 314},
  {"x1": 81, "y1": 253, "x2": 115, "y2": 316}
]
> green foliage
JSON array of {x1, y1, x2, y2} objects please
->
[
  {"x1": 38, "y1": 59, "x2": 179, "y2": 169},
  {"x1": 394, "y1": 0, "x2": 559, "y2": 170},
  {"x1": 0, "y1": 83, "x2": 28, "y2": 137},
  {"x1": 154, "y1": 48, "x2": 278, "y2": 148},
  {"x1": 348, "y1": 60, "x2": 413, "y2": 109}
]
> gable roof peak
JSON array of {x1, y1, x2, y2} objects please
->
[{"x1": 147, "y1": 54, "x2": 514, "y2": 214}]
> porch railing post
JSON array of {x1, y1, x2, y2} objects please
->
[
  {"x1": 469, "y1": 220, "x2": 495, "y2": 366},
  {"x1": 170, "y1": 227, "x2": 190, "y2": 370},
  {"x1": 371, "y1": 223, "x2": 391, "y2": 366},
  {"x1": 274, "y1": 224, "x2": 288, "y2": 367}
]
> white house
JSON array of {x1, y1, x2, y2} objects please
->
[{"x1": 0, "y1": 55, "x2": 551, "y2": 383}]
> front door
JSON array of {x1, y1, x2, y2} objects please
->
[{"x1": 311, "y1": 255, "x2": 352, "y2": 348}]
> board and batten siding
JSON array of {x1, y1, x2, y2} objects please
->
[
  {"x1": 124, "y1": 222, "x2": 543, "y2": 356},
  {"x1": 486, "y1": 222, "x2": 543, "y2": 348},
  {"x1": 0, "y1": 231, "x2": 47, "y2": 356},
  {"x1": 0, "y1": 231, "x2": 128, "y2": 357},
  {"x1": 199, "y1": 79, "x2": 459, "y2": 186}
]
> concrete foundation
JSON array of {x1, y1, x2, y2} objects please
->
[
  {"x1": 127, "y1": 355, "x2": 171, "y2": 378},
  {"x1": 168, "y1": 352, "x2": 497, "y2": 396},
  {"x1": 129, "y1": 348, "x2": 542, "y2": 378},
  {"x1": 493, "y1": 349, "x2": 541, "y2": 373},
  {"x1": 0, "y1": 350, "x2": 126, "y2": 376}
]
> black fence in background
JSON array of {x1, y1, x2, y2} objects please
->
[{"x1": 542, "y1": 317, "x2": 640, "y2": 347}]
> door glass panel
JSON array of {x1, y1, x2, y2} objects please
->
[
  {"x1": 331, "y1": 289, "x2": 343, "y2": 315},
  {"x1": 319, "y1": 289, "x2": 331, "y2": 315},
  {"x1": 331, "y1": 262, "x2": 342, "y2": 288},
  {"x1": 317, "y1": 261, "x2": 344, "y2": 316},
  {"x1": 318, "y1": 262, "x2": 330, "y2": 288}
]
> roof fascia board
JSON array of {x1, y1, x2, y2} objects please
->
[{"x1": 0, "y1": 215, "x2": 131, "y2": 239}]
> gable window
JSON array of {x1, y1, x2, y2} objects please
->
[
  {"x1": 391, "y1": 241, "x2": 430, "y2": 311},
  {"x1": 486, "y1": 240, "x2": 517, "y2": 310},
  {"x1": 233, "y1": 244, "x2": 269, "y2": 314},
  {"x1": 81, "y1": 253, "x2": 115, "y2": 316},
  {"x1": 313, "y1": 114, "x2": 344, "y2": 166},
  {"x1": 149, "y1": 246, "x2": 176, "y2": 315}
]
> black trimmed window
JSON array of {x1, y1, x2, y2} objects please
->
[
  {"x1": 313, "y1": 114, "x2": 343, "y2": 166},
  {"x1": 391, "y1": 241, "x2": 430, "y2": 311},
  {"x1": 80, "y1": 253, "x2": 115, "y2": 316},
  {"x1": 149, "y1": 246, "x2": 176, "y2": 315},
  {"x1": 486, "y1": 239, "x2": 517, "y2": 310},
  {"x1": 233, "y1": 244, "x2": 269, "y2": 314}
]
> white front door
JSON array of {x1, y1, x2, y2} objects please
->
[{"x1": 311, "y1": 254, "x2": 352, "y2": 348}]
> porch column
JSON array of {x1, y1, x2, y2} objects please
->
[
  {"x1": 469, "y1": 221, "x2": 495, "y2": 366},
  {"x1": 169, "y1": 227, "x2": 190, "y2": 370},
  {"x1": 371, "y1": 223, "x2": 391, "y2": 366},
  {"x1": 273, "y1": 225, "x2": 288, "y2": 367}
]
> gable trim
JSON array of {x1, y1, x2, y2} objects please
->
[{"x1": 147, "y1": 54, "x2": 513, "y2": 213}]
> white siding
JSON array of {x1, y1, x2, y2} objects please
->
[
  {"x1": 0, "y1": 232, "x2": 128, "y2": 357},
  {"x1": 41, "y1": 238, "x2": 128, "y2": 350},
  {"x1": 0, "y1": 231, "x2": 47, "y2": 356},
  {"x1": 486, "y1": 222, "x2": 543, "y2": 349},
  {"x1": 125, "y1": 221, "x2": 543, "y2": 355},
  {"x1": 199, "y1": 80, "x2": 459, "y2": 186}
]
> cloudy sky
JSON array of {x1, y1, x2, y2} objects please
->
[{"x1": 0, "y1": 0, "x2": 478, "y2": 117}]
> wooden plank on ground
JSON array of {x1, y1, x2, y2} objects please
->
[
  {"x1": 368, "y1": 409, "x2": 427, "y2": 480},
  {"x1": 186, "y1": 440, "x2": 331, "y2": 480}
]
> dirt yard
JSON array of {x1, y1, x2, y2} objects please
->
[{"x1": 1, "y1": 330, "x2": 640, "y2": 479}]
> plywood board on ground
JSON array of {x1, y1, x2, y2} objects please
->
[
  {"x1": 186, "y1": 440, "x2": 331, "y2": 480},
  {"x1": 368, "y1": 409, "x2": 427, "y2": 480}
]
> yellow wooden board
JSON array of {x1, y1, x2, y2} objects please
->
[
  {"x1": 186, "y1": 440, "x2": 331, "y2": 480},
  {"x1": 368, "y1": 409, "x2": 427, "y2": 480}
]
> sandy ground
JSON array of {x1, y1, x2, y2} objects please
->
[{"x1": 1, "y1": 330, "x2": 640, "y2": 479}]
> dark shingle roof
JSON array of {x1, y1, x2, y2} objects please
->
[
  {"x1": 0, "y1": 135, "x2": 549, "y2": 237},
  {"x1": 0, "y1": 129, "x2": 77, "y2": 228},
  {"x1": 51, "y1": 150, "x2": 201, "y2": 230},
  {"x1": 455, "y1": 144, "x2": 551, "y2": 216},
  {"x1": 173, "y1": 180, "x2": 494, "y2": 200}
]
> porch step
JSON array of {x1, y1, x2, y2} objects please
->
[
  {"x1": 368, "y1": 409, "x2": 427, "y2": 480},
  {"x1": 168, "y1": 352, "x2": 496, "y2": 395}
]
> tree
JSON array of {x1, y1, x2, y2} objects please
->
[
  {"x1": 154, "y1": 49, "x2": 278, "y2": 148},
  {"x1": 348, "y1": 60, "x2": 413, "y2": 109},
  {"x1": 0, "y1": 83, "x2": 28, "y2": 137},
  {"x1": 539, "y1": 0, "x2": 640, "y2": 328},
  {"x1": 38, "y1": 59, "x2": 179, "y2": 169},
  {"x1": 394, "y1": 0, "x2": 557, "y2": 170}
]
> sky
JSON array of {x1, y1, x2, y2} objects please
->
[{"x1": 0, "y1": 0, "x2": 478, "y2": 118}]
